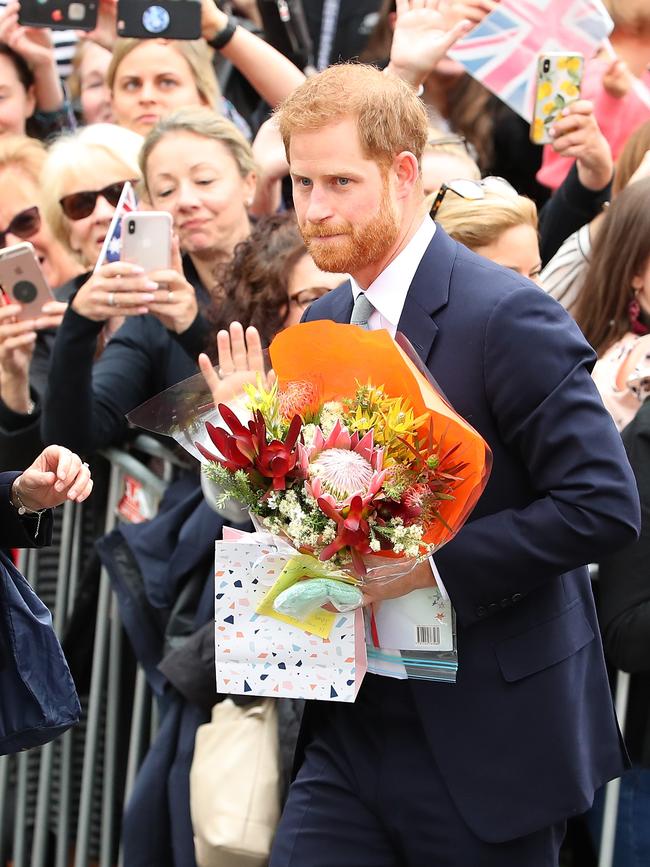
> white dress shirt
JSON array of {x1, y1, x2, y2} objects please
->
[{"x1": 349, "y1": 216, "x2": 436, "y2": 337}]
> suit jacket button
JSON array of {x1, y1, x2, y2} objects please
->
[
  {"x1": 476, "y1": 605, "x2": 487, "y2": 618},
  {"x1": 500, "y1": 597, "x2": 510, "y2": 608},
  {"x1": 488, "y1": 603, "x2": 499, "y2": 615},
  {"x1": 511, "y1": 593, "x2": 523, "y2": 603}
]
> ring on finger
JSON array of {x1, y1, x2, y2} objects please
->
[
  {"x1": 167, "y1": 290, "x2": 174, "y2": 303},
  {"x1": 108, "y1": 291, "x2": 116, "y2": 307},
  {"x1": 217, "y1": 367, "x2": 233, "y2": 379}
]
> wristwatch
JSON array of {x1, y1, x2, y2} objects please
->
[{"x1": 207, "y1": 16, "x2": 238, "y2": 51}]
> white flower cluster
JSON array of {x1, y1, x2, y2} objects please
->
[
  {"x1": 319, "y1": 401, "x2": 344, "y2": 437},
  {"x1": 380, "y1": 519, "x2": 425, "y2": 557}
]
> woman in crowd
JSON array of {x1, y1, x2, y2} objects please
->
[
  {"x1": 0, "y1": 2, "x2": 74, "y2": 139},
  {"x1": 430, "y1": 179, "x2": 543, "y2": 284},
  {"x1": 572, "y1": 177, "x2": 650, "y2": 431},
  {"x1": 106, "y1": 0, "x2": 305, "y2": 138},
  {"x1": 42, "y1": 107, "x2": 257, "y2": 455},
  {"x1": 67, "y1": 39, "x2": 113, "y2": 125},
  {"x1": 0, "y1": 135, "x2": 81, "y2": 470}
]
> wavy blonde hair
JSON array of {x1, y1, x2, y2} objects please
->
[{"x1": 430, "y1": 188, "x2": 538, "y2": 250}]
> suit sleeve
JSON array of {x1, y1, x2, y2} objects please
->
[
  {"x1": 435, "y1": 284, "x2": 640, "y2": 626},
  {"x1": 0, "y1": 472, "x2": 52, "y2": 549}
]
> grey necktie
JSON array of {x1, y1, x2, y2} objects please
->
[{"x1": 350, "y1": 293, "x2": 375, "y2": 330}]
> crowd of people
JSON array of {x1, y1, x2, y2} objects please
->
[{"x1": 2, "y1": 0, "x2": 650, "y2": 865}]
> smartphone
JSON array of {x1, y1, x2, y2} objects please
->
[
  {"x1": 18, "y1": 1, "x2": 98, "y2": 31},
  {"x1": 0, "y1": 243, "x2": 53, "y2": 321},
  {"x1": 530, "y1": 52, "x2": 585, "y2": 145},
  {"x1": 116, "y1": 0, "x2": 202, "y2": 40},
  {"x1": 120, "y1": 212, "x2": 173, "y2": 272}
]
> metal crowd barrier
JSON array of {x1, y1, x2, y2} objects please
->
[
  {"x1": 0, "y1": 435, "x2": 183, "y2": 867},
  {"x1": 0, "y1": 463, "x2": 634, "y2": 867}
]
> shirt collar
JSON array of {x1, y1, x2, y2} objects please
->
[{"x1": 350, "y1": 217, "x2": 435, "y2": 332}]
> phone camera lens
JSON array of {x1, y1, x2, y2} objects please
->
[
  {"x1": 128, "y1": 220, "x2": 136, "y2": 234},
  {"x1": 142, "y1": 5, "x2": 170, "y2": 34},
  {"x1": 542, "y1": 59, "x2": 551, "y2": 73},
  {"x1": 13, "y1": 280, "x2": 37, "y2": 304}
]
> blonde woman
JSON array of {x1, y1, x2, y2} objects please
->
[{"x1": 430, "y1": 178, "x2": 542, "y2": 283}]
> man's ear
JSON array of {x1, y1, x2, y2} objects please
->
[{"x1": 392, "y1": 151, "x2": 420, "y2": 198}]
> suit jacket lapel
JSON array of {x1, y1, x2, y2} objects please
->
[
  {"x1": 330, "y1": 279, "x2": 354, "y2": 323},
  {"x1": 397, "y1": 226, "x2": 457, "y2": 365}
]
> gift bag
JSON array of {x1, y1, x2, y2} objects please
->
[{"x1": 215, "y1": 539, "x2": 367, "y2": 702}]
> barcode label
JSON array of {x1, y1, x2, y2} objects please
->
[{"x1": 415, "y1": 625, "x2": 441, "y2": 646}]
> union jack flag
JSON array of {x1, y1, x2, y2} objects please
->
[
  {"x1": 93, "y1": 181, "x2": 138, "y2": 272},
  {"x1": 448, "y1": 0, "x2": 613, "y2": 121}
]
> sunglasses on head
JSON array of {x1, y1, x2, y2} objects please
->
[
  {"x1": 0, "y1": 206, "x2": 41, "y2": 248},
  {"x1": 429, "y1": 176, "x2": 517, "y2": 220},
  {"x1": 59, "y1": 180, "x2": 138, "y2": 221}
]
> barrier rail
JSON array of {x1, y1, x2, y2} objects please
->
[
  {"x1": 0, "y1": 454, "x2": 634, "y2": 866},
  {"x1": 0, "y1": 435, "x2": 182, "y2": 867}
]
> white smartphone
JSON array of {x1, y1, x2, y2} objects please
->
[
  {"x1": 0, "y1": 242, "x2": 53, "y2": 321},
  {"x1": 120, "y1": 211, "x2": 173, "y2": 271},
  {"x1": 530, "y1": 52, "x2": 585, "y2": 145}
]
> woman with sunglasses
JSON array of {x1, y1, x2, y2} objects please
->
[
  {"x1": 0, "y1": 135, "x2": 81, "y2": 471},
  {"x1": 429, "y1": 177, "x2": 544, "y2": 284}
]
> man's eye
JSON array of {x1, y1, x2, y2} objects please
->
[
  {"x1": 337, "y1": 178, "x2": 350, "y2": 186},
  {"x1": 298, "y1": 178, "x2": 312, "y2": 187}
]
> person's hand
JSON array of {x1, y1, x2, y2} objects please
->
[
  {"x1": 361, "y1": 558, "x2": 438, "y2": 605},
  {"x1": 71, "y1": 262, "x2": 157, "y2": 322},
  {"x1": 626, "y1": 149, "x2": 650, "y2": 187},
  {"x1": 199, "y1": 322, "x2": 274, "y2": 406},
  {"x1": 13, "y1": 445, "x2": 93, "y2": 511},
  {"x1": 250, "y1": 117, "x2": 289, "y2": 217},
  {"x1": 201, "y1": 0, "x2": 229, "y2": 43},
  {"x1": 78, "y1": 0, "x2": 117, "y2": 51},
  {"x1": 548, "y1": 100, "x2": 613, "y2": 192},
  {"x1": 439, "y1": 0, "x2": 499, "y2": 28},
  {"x1": 602, "y1": 58, "x2": 634, "y2": 99},
  {"x1": 0, "y1": 1, "x2": 57, "y2": 70},
  {"x1": 385, "y1": 0, "x2": 477, "y2": 89},
  {"x1": 143, "y1": 238, "x2": 199, "y2": 334}
]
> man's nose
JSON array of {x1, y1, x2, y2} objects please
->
[{"x1": 303, "y1": 187, "x2": 334, "y2": 224}]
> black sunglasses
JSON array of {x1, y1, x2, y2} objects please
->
[
  {"x1": 59, "y1": 180, "x2": 138, "y2": 221},
  {"x1": 429, "y1": 176, "x2": 517, "y2": 219},
  {"x1": 0, "y1": 206, "x2": 41, "y2": 248}
]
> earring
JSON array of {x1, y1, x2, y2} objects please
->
[{"x1": 629, "y1": 292, "x2": 649, "y2": 336}]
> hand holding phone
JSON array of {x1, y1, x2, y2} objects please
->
[
  {"x1": 530, "y1": 52, "x2": 585, "y2": 145},
  {"x1": 116, "y1": 0, "x2": 201, "y2": 39},
  {"x1": 0, "y1": 243, "x2": 54, "y2": 322},
  {"x1": 18, "y1": 0, "x2": 98, "y2": 31}
]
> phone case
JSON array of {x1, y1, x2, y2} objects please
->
[
  {"x1": 18, "y1": 1, "x2": 98, "y2": 31},
  {"x1": 0, "y1": 243, "x2": 53, "y2": 321},
  {"x1": 530, "y1": 53, "x2": 584, "y2": 145},
  {"x1": 120, "y1": 212, "x2": 173, "y2": 272},
  {"x1": 116, "y1": 0, "x2": 202, "y2": 40}
]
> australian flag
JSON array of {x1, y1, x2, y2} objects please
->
[{"x1": 93, "y1": 181, "x2": 138, "y2": 272}]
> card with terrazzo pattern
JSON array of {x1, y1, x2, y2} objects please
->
[{"x1": 215, "y1": 540, "x2": 367, "y2": 703}]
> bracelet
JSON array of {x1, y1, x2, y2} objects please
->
[
  {"x1": 11, "y1": 479, "x2": 47, "y2": 537},
  {"x1": 208, "y1": 16, "x2": 238, "y2": 51}
]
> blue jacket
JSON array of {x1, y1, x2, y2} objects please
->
[{"x1": 303, "y1": 226, "x2": 641, "y2": 843}]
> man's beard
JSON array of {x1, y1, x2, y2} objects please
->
[{"x1": 299, "y1": 186, "x2": 400, "y2": 274}]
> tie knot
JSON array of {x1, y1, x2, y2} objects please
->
[{"x1": 351, "y1": 292, "x2": 375, "y2": 330}]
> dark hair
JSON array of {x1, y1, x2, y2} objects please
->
[
  {"x1": 211, "y1": 214, "x2": 308, "y2": 347},
  {"x1": 0, "y1": 43, "x2": 35, "y2": 93},
  {"x1": 574, "y1": 177, "x2": 650, "y2": 356}
]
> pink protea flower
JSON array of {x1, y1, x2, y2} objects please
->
[{"x1": 299, "y1": 419, "x2": 386, "y2": 509}]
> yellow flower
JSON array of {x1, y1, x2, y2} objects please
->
[
  {"x1": 560, "y1": 81, "x2": 579, "y2": 98},
  {"x1": 567, "y1": 57, "x2": 582, "y2": 74},
  {"x1": 537, "y1": 81, "x2": 553, "y2": 100},
  {"x1": 532, "y1": 118, "x2": 545, "y2": 141},
  {"x1": 543, "y1": 100, "x2": 557, "y2": 115}
]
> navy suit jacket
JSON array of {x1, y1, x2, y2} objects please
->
[{"x1": 302, "y1": 227, "x2": 641, "y2": 843}]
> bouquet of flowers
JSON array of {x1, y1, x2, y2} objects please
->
[{"x1": 194, "y1": 322, "x2": 491, "y2": 606}]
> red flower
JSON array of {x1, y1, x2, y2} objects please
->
[
  {"x1": 195, "y1": 405, "x2": 303, "y2": 491},
  {"x1": 317, "y1": 495, "x2": 374, "y2": 575}
]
